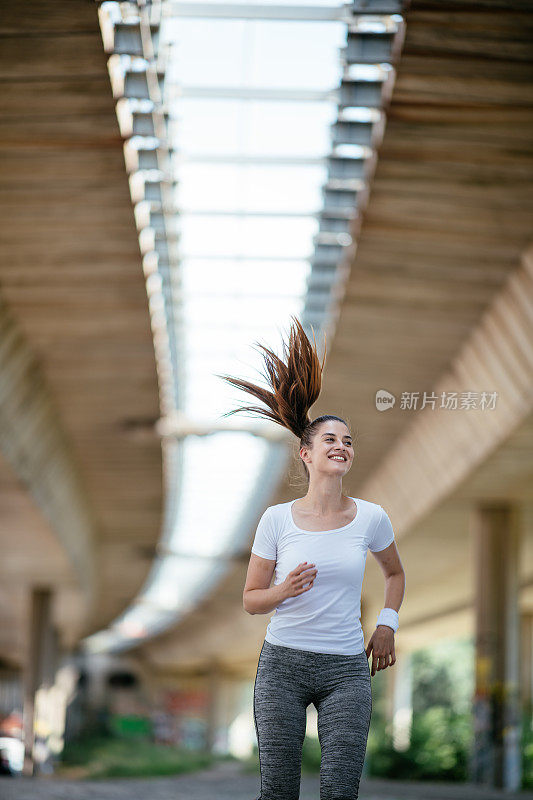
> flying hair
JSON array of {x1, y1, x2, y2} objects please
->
[{"x1": 215, "y1": 315, "x2": 327, "y2": 440}]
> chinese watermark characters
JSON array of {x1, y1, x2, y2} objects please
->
[{"x1": 375, "y1": 389, "x2": 498, "y2": 412}]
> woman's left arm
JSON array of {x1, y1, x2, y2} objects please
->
[{"x1": 365, "y1": 542, "x2": 406, "y2": 676}]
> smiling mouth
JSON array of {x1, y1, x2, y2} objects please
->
[{"x1": 328, "y1": 456, "x2": 346, "y2": 462}]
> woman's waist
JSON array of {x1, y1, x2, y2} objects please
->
[
  {"x1": 265, "y1": 627, "x2": 365, "y2": 656},
  {"x1": 271, "y1": 603, "x2": 361, "y2": 624}
]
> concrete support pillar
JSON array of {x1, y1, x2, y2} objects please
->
[
  {"x1": 520, "y1": 613, "x2": 533, "y2": 721},
  {"x1": 22, "y1": 587, "x2": 56, "y2": 776},
  {"x1": 470, "y1": 504, "x2": 522, "y2": 791},
  {"x1": 384, "y1": 655, "x2": 396, "y2": 726},
  {"x1": 204, "y1": 664, "x2": 254, "y2": 756},
  {"x1": 82, "y1": 652, "x2": 114, "y2": 730},
  {"x1": 520, "y1": 612, "x2": 533, "y2": 793},
  {"x1": 391, "y1": 650, "x2": 412, "y2": 752},
  {"x1": 205, "y1": 658, "x2": 219, "y2": 754},
  {"x1": 214, "y1": 677, "x2": 252, "y2": 756}
]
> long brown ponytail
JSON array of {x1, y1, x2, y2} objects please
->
[{"x1": 215, "y1": 315, "x2": 350, "y2": 481}]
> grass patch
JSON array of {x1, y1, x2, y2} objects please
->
[{"x1": 58, "y1": 733, "x2": 224, "y2": 780}]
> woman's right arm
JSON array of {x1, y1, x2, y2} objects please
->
[{"x1": 243, "y1": 556, "x2": 317, "y2": 615}]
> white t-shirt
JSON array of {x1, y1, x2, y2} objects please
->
[{"x1": 250, "y1": 497, "x2": 395, "y2": 655}]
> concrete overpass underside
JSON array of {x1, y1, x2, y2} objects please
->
[{"x1": 0, "y1": 1, "x2": 163, "y2": 665}]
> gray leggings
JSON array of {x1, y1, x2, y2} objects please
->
[{"x1": 253, "y1": 638, "x2": 372, "y2": 800}]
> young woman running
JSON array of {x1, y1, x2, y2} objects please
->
[{"x1": 217, "y1": 315, "x2": 406, "y2": 800}]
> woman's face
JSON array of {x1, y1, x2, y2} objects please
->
[{"x1": 302, "y1": 420, "x2": 354, "y2": 475}]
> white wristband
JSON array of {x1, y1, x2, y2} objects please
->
[{"x1": 376, "y1": 607, "x2": 399, "y2": 633}]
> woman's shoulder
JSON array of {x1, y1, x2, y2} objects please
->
[
  {"x1": 265, "y1": 501, "x2": 292, "y2": 518},
  {"x1": 262, "y1": 501, "x2": 292, "y2": 533},
  {"x1": 350, "y1": 496, "x2": 382, "y2": 516}
]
